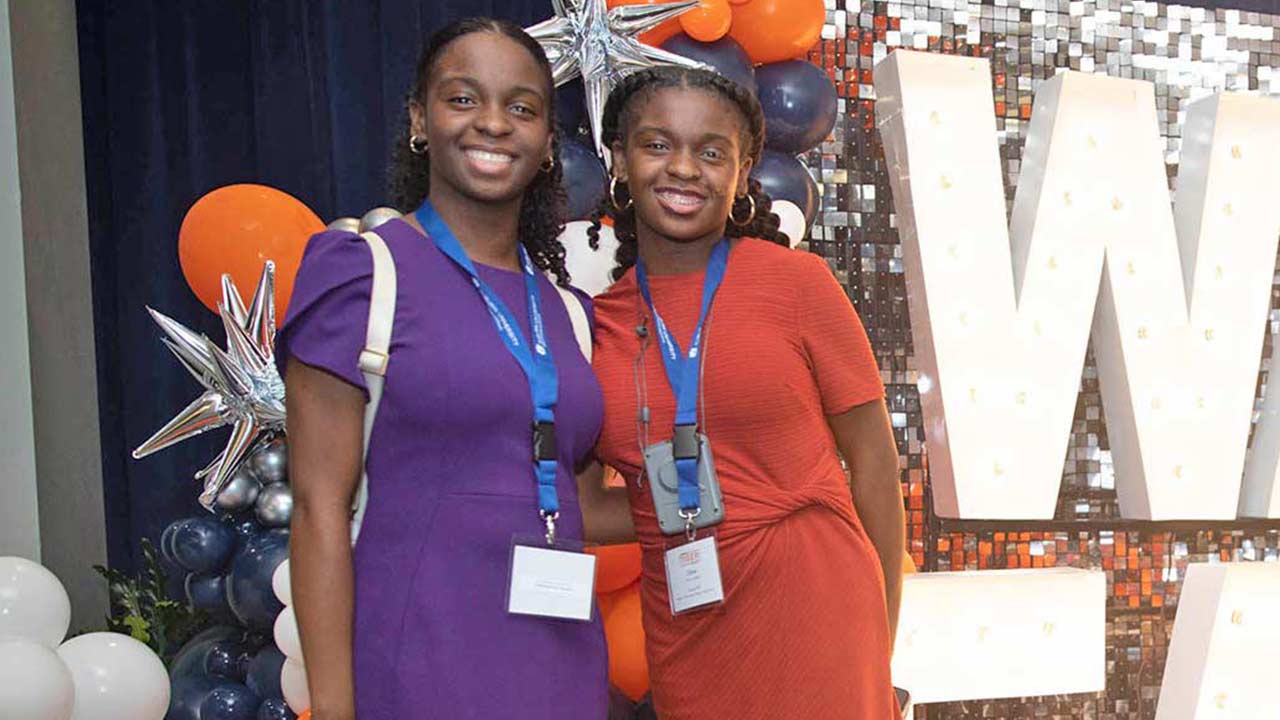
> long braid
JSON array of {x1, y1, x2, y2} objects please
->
[
  {"x1": 586, "y1": 67, "x2": 792, "y2": 280},
  {"x1": 388, "y1": 18, "x2": 572, "y2": 286}
]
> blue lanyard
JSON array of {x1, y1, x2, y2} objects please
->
[
  {"x1": 416, "y1": 200, "x2": 561, "y2": 520},
  {"x1": 635, "y1": 239, "x2": 731, "y2": 512}
]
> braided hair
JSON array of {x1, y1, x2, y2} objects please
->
[
  {"x1": 586, "y1": 66, "x2": 790, "y2": 281},
  {"x1": 389, "y1": 17, "x2": 571, "y2": 286}
]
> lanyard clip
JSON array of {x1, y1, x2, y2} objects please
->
[
  {"x1": 533, "y1": 421, "x2": 558, "y2": 462},
  {"x1": 673, "y1": 423, "x2": 699, "y2": 461},
  {"x1": 541, "y1": 510, "x2": 560, "y2": 546},
  {"x1": 679, "y1": 507, "x2": 701, "y2": 541}
]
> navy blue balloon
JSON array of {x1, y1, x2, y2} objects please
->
[
  {"x1": 256, "y1": 698, "x2": 297, "y2": 720},
  {"x1": 205, "y1": 640, "x2": 251, "y2": 681},
  {"x1": 161, "y1": 519, "x2": 185, "y2": 563},
  {"x1": 245, "y1": 644, "x2": 286, "y2": 700},
  {"x1": 160, "y1": 555, "x2": 190, "y2": 603},
  {"x1": 199, "y1": 683, "x2": 261, "y2": 720},
  {"x1": 225, "y1": 528, "x2": 289, "y2": 630},
  {"x1": 660, "y1": 34, "x2": 755, "y2": 95},
  {"x1": 171, "y1": 515, "x2": 237, "y2": 574},
  {"x1": 751, "y1": 150, "x2": 819, "y2": 225},
  {"x1": 233, "y1": 517, "x2": 263, "y2": 547},
  {"x1": 186, "y1": 573, "x2": 236, "y2": 622},
  {"x1": 756, "y1": 60, "x2": 838, "y2": 154},
  {"x1": 556, "y1": 77, "x2": 587, "y2": 137},
  {"x1": 168, "y1": 627, "x2": 243, "y2": 720},
  {"x1": 559, "y1": 138, "x2": 608, "y2": 221}
]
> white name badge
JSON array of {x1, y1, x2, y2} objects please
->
[
  {"x1": 507, "y1": 544, "x2": 597, "y2": 622},
  {"x1": 664, "y1": 536, "x2": 725, "y2": 615}
]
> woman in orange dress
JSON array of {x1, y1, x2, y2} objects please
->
[{"x1": 583, "y1": 66, "x2": 905, "y2": 718}]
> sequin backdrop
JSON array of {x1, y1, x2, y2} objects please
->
[{"x1": 800, "y1": 1, "x2": 1280, "y2": 716}]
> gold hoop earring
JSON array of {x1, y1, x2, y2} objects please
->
[
  {"x1": 409, "y1": 135, "x2": 428, "y2": 155},
  {"x1": 729, "y1": 193, "x2": 756, "y2": 227},
  {"x1": 609, "y1": 177, "x2": 633, "y2": 212},
  {"x1": 541, "y1": 153, "x2": 556, "y2": 172}
]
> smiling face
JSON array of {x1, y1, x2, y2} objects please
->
[
  {"x1": 411, "y1": 31, "x2": 554, "y2": 206},
  {"x1": 612, "y1": 85, "x2": 753, "y2": 247}
]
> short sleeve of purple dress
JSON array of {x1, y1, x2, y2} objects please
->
[{"x1": 276, "y1": 220, "x2": 607, "y2": 718}]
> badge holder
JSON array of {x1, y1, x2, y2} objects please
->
[
  {"x1": 662, "y1": 511, "x2": 725, "y2": 616},
  {"x1": 507, "y1": 511, "x2": 597, "y2": 623}
]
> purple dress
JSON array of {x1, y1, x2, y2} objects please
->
[{"x1": 276, "y1": 218, "x2": 608, "y2": 718}]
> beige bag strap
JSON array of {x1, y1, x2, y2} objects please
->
[
  {"x1": 551, "y1": 281, "x2": 592, "y2": 362},
  {"x1": 351, "y1": 229, "x2": 396, "y2": 545}
]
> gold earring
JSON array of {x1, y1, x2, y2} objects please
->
[
  {"x1": 609, "y1": 177, "x2": 633, "y2": 212},
  {"x1": 729, "y1": 193, "x2": 756, "y2": 226},
  {"x1": 409, "y1": 135, "x2": 428, "y2": 155},
  {"x1": 541, "y1": 153, "x2": 556, "y2": 172}
]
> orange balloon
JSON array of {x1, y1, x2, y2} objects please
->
[
  {"x1": 903, "y1": 553, "x2": 918, "y2": 575},
  {"x1": 608, "y1": 0, "x2": 684, "y2": 46},
  {"x1": 728, "y1": 0, "x2": 825, "y2": 64},
  {"x1": 590, "y1": 542, "x2": 643, "y2": 594},
  {"x1": 680, "y1": 0, "x2": 732, "y2": 42},
  {"x1": 178, "y1": 184, "x2": 324, "y2": 323},
  {"x1": 600, "y1": 583, "x2": 650, "y2": 701},
  {"x1": 297, "y1": 712, "x2": 311, "y2": 720}
]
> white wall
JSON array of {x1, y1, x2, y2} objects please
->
[{"x1": 0, "y1": 0, "x2": 41, "y2": 562}]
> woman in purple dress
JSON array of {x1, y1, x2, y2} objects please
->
[{"x1": 279, "y1": 18, "x2": 622, "y2": 719}]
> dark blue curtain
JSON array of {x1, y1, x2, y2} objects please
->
[{"x1": 77, "y1": 0, "x2": 554, "y2": 573}]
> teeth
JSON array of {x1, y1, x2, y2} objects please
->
[
  {"x1": 657, "y1": 191, "x2": 703, "y2": 207},
  {"x1": 467, "y1": 150, "x2": 514, "y2": 164}
]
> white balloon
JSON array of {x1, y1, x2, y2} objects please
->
[
  {"x1": 57, "y1": 633, "x2": 169, "y2": 720},
  {"x1": 560, "y1": 220, "x2": 618, "y2": 297},
  {"x1": 0, "y1": 638, "x2": 74, "y2": 720},
  {"x1": 273, "y1": 606, "x2": 303, "y2": 660},
  {"x1": 771, "y1": 200, "x2": 807, "y2": 249},
  {"x1": 272, "y1": 558, "x2": 292, "y2": 607},
  {"x1": 0, "y1": 556, "x2": 71, "y2": 648},
  {"x1": 281, "y1": 657, "x2": 311, "y2": 714}
]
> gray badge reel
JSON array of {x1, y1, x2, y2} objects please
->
[{"x1": 643, "y1": 426, "x2": 725, "y2": 537}]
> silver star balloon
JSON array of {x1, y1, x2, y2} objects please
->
[
  {"x1": 133, "y1": 262, "x2": 286, "y2": 510},
  {"x1": 526, "y1": 0, "x2": 706, "y2": 161}
]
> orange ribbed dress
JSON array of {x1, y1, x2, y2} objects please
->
[{"x1": 592, "y1": 239, "x2": 901, "y2": 719}]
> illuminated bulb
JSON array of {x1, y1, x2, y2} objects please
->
[
  {"x1": 947, "y1": 243, "x2": 958, "y2": 258},
  {"x1": 941, "y1": 175, "x2": 953, "y2": 189},
  {"x1": 977, "y1": 626, "x2": 990, "y2": 642},
  {"x1": 1126, "y1": 261, "x2": 1136, "y2": 275},
  {"x1": 1137, "y1": 326, "x2": 1148, "y2": 339},
  {"x1": 993, "y1": 460, "x2": 1006, "y2": 476},
  {"x1": 1197, "y1": 396, "x2": 1206, "y2": 409},
  {"x1": 1205, "y1": 328, "x2": 1215, "y2": 341},
  {"x1": 1112, "y1": 197, "x2": 1124, "y2": 211},
  {"x1": 1231, "y1": 609, "x2": 1244, "y2": 625},
  {"x1": 1224, "y1": 202, "x2": 1234, "y2": 216},
  {"x1": 1215, "y1": 264, "x2": 1224, "y2": 280},
  {"x1": 1215, "y1": 692, "x2": 1228, "y2": 709},
  {"x1": 969, "y1": 387, "x2": 978, "y2": 402},
  {"x1": 959, "y1": 312, "x2": 969, "y2": 326},
  {"x1": 1174, "y1": 464, "x2": 1184, "y2": 479},
  {"x1": 1042, "y1": 621, "x2": 1055, "y2": 637},
  {"x1": 1231, "y1": 144, "x2": 1242, "y2": 159},
  {"x1": 929, "y1": 110, "x2": 941, "y2": 125},
  {"x1": 1087, "y1": 135, "x2": 1098, "y2": 149},
  {"x1": 1048, "y1": 256, "x2": 1058, "y2": 270},
  {"x1": 1034, "y1": 320, "x2": 1043, "y2": 336},
  {"x1": 1016, "y1": 391, "x2": 1027, "y2": 405},
  {"x1": 1151, "y1": 397, "x2": 1162, "y2": 410},
  {"x1": 1063, "y1": 191, "x2": 1073, "y2": 205}
]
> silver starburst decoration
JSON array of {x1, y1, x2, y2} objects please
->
[
  {"x1": 133, "y1": 263, "x2": 286, "y2": 509},
  {"x1": 527, "y1": 0, "x2": 705, "y2": 162}
]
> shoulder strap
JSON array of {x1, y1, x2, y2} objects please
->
[
  {"x1": 351, "y1": 229, "x2": 397, "y2": 545},
  {"x1": 551, "y1": 280, "x2": 592, "y2": 362}
]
